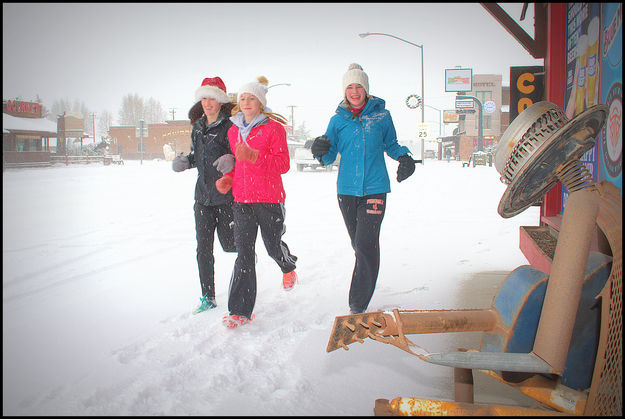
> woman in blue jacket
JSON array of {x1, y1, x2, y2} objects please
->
[{"x1": 311, "y1": 63, "x2": 416, "y2": 314}]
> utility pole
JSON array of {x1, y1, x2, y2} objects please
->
[
  {"x1": 139, "y1": 119, "x2": 144, "y2": 165},
  {"x1": 169, "y1": 108, "x2": 177, "y2": 121},
  {"x1": 90, "y1": 112, "x2": 97, "y2": 145},
  {"x1": 287, "y1": 105, "x2": 296, "y2": 139}
]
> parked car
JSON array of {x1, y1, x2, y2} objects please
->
[{"x1": 294, "y1": 140, "x2": 340, "y2": 172}]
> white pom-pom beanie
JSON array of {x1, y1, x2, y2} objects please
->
[
  {"x1": 342, "y1": 63, "x2": 369, "y2": 95},
  {"x1": 194, "y1": 77, "x2": 231, "y2": 103},
  {"x1": 237, "y1": 77, "x2": 269, "y2": 108}
]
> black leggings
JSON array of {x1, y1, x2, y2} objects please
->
[
  {"x1": 194, "y1": 202, "x2": 236, "y2": 299},
  {"x1": 228, "y1": 202, "x2": 297, "y2": 318},
  {"x1": 338, "y1": 193, "x2": 387, "y2": 313}
]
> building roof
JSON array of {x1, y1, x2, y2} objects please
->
[{"x1": 3, "y1": 113, "x2": 58, "y2": 136}]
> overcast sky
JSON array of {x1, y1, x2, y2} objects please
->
[{"x1": 3, "y1": 3, "x2": 542, "y2": 141}]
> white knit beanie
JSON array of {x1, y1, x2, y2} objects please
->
[
  {"x1": 237, "y1": 76, "x2": 269, "y2": 108},
  {"x1": 194, "y1": 77, "x2": 231, "y2": 103},
  {"x1": 342, "y1": 63, "x2": 369, "y2": 95}
]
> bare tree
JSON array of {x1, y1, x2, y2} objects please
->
[
  {"x1": 98, "y1": 110, "x2": 113, "y2": 137},
  {"x1": 48, "y1": 97, "x2": 73, "y2": 121},
  {"x1": 35, "y1": 94, "x2": 50, "y2": 119},
  {"x1": 118, "y1": 93, "x2": 145, "y2": 126},
  {"x1": 144, "y1": 97, "x2": 167, "y2": 124}
]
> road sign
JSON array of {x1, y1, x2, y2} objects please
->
[
  {"x1": 417, "y1": 123, "x2": 428, "y2": 139},
  {"x1": 136, "y1": 127, "x2": 148, "y2": 138},
  {"x1": 455, "y1": 99, "x2": 474, "y2": 109},
  {"x1": 456, "y1": 109, "x2": 476, "y2": 114}
]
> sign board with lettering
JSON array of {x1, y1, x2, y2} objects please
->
[
  {"x1": 417, "y1": 123, "x2": 429, "y2": 139},
  {"x1": 445, "y1": 68, "x2": 472, "y2": 92},
  {"x1": 484, "y1": 100, "x2": 496, "y2": 114},
  {"x1": 443, "y1": 110, "x2": 460, "y2": 123},
  {"x1": 455, "y1": 99, "x2": 474, "y2": 109},
  {"x1": 510, "y1": 66, "x2": 545, "y2": 122},
  {"x1": 3, "y1": 100, "x2": 42, "y2": 118}
]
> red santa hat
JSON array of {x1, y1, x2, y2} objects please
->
[{"x1": 194, "y1": 77, "x2": 230, "y2": 103}]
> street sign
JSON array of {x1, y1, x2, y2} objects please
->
[
  {"x1": 417, "y1": 123, "x2": 428, "y2": 139},
  {"x1": 455, "y1": 109, "x2": 476, "y2": 114},
  {"x1": 136, "y1": 126, "x2": 148, "y2": 138},
  {"x1": 455, "y1": 99, "x2": 474, "y2": 109}
]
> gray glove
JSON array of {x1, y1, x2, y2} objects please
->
[
  {"x1": 172, "y1": 154, "x2": 190, "y2": 172},
  {"x1": 213, "y1": 153, "x2": 235, "y2": 174}
]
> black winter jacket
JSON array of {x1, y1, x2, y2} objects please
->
[{"x1": 188, "y1": 110, "x2": 234, "y2": 206}]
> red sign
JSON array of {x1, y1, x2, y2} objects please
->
[{"x1": 4, "y1": 100, "x2": 42, "y2": 118}]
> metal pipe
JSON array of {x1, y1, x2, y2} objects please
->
[
  {"x1": 532, "y1": 189, "x2": 600, "y2": 374},
  {"x1": 390, "y1": 309, "x2": 498, "y2": 335},
  {"x1": 454, "y1": 348, "x2": 474, "y2": 403},
  {"x1": 480, "y1": 369, "x2": 587, "y2": 415},
  {"x1": 384, "y1": 397, "x2": 568, "y2": 416},
  {"x1": 424, "y1": 351, "x2": 555, "y2": 373}
]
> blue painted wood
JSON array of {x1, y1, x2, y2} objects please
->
[{"x1": 479, "y1": 252, "x2": 611, "y2": 389}]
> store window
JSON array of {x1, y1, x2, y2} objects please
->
[
  {"x1": 475, "y1": 115, "x2": 492, "y2": 130},
  {"x1": 476, "y1": 90, "x2": 492, "y2": 104},
  {"x1": 16, "y1": 135, "x2": 42, "y2": 152}
]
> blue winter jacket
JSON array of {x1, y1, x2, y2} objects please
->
[{"x1": 319, "y1": 96, "x2": 410, "y2": 196}]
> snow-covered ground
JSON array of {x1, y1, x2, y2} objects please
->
[{"x1": 3, "y1": 158, "x2": 540, "y2": 415}]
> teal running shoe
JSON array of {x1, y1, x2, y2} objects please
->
[{"x1": 192, "y1": 295, "x2": 217, "y2": 315}]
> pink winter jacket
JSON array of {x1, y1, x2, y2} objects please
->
[{"x1": 227, "y1": 117, "x2": 290, "y2": 203}]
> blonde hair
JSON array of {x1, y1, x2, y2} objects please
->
[{"x1": 231, "y1": 76, "x2": 289, "y2": 125}]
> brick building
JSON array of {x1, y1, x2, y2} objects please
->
[{"x1": 108, "y1": 120, "x2": 193, "y2": 160}]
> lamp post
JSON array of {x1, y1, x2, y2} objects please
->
[
  {"x1": 268, "y1": 83, "x2": 291, "y2": 89},
  {"x1": 359, "y1": 32, "x2": 424, "y2": 124},
  {"x1": 425, "y1": 104, "x2": 443, "y2": 138}
]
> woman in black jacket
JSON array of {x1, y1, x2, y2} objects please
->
[{"x1": 172, "y1": 77, "x2": 237, "y2": 314}]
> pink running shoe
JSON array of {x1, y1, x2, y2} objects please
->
[
  {"x1": 282, "y1": 270, "x2": 298, "y2": 291},
  {"x1": 222, "y1": 314, "x2": 254, "y2": 328}
]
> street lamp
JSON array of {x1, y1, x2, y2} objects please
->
[
  {"x1": 359, "y1": 32, "x2": 424, "y2": 124},
  {"x1": 268, "y1": 83, "x2": 291, "y2": 89},
  {"x1": 424, "y1": 104, "x2": 443, "y2": 138}
]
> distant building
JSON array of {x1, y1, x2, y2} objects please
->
[
  {"x1": 439, "y1": 74, "x2": 511, "y2": 162},
  {"x1": 3, "y1": 99, "x2": 57, "y2": 168},
  {"x1": 108, "y1": 120, "x2": 192, "y2": 160}
]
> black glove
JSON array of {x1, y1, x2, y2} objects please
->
[
  {"x1": 396, "y1": 155, "x2": 415, "y2": 182},
  {"x1": 311, "y1": 135, "x2": 331, "y2": 159},
  {"x1": 172, "y1": 153, "x2": 190, "y2": 172}
]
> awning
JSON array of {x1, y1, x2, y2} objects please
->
[{"x1": 3, "y1": 113, "x2": 58, "y2": 137}]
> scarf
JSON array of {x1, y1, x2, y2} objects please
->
[{"x1": 230, "y1": 111, "x2": 270, "y2": 143}]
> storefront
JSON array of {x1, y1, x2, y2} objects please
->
[{"x1": 3, "y1": 100, "x2": 58, "y2": 168}]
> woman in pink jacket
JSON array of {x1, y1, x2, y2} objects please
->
[{"x1": 215, "y1": 77, "x2": 298, "y2": 328}]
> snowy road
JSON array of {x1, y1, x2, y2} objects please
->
[{"x1": 3, "y1": 158, "x2": 540, "y2": 415}]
